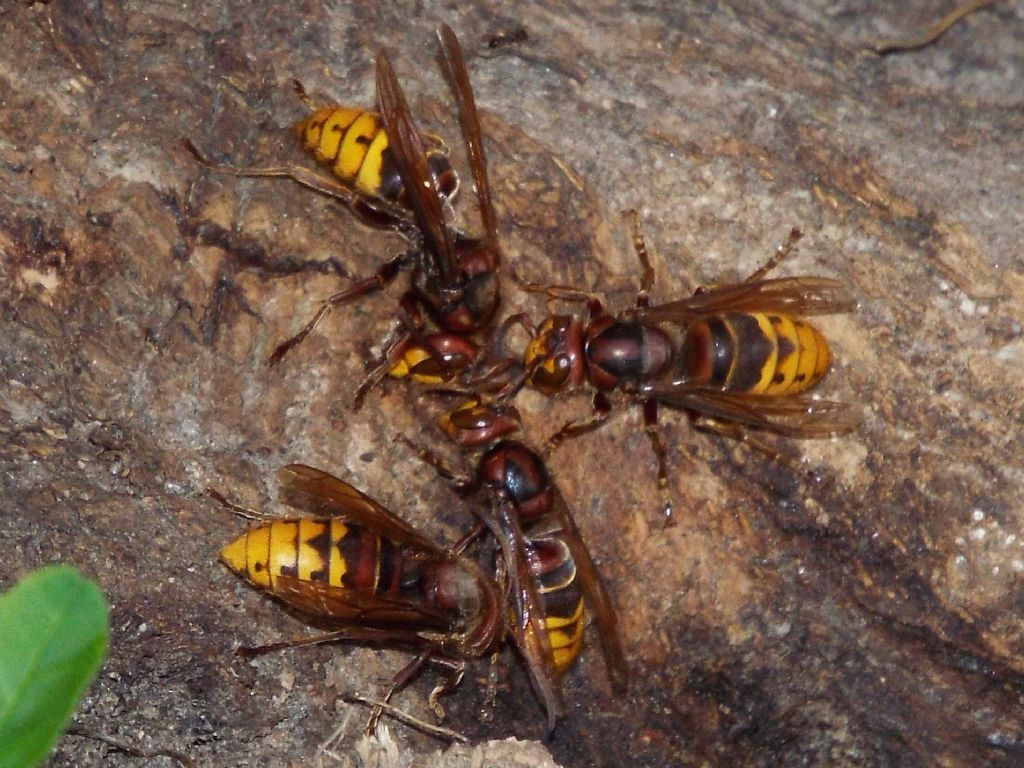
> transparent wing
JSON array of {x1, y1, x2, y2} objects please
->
[
  {"x1": 277, "y1": 464, "x2": 441, "y2": 553},
  {"x1": 547, "y1": 487, "x2": 630, "y2": 694},
  {"x1": 642, "y1": 386, "x2": 862, "y2": 437},
  {"x1": 375, "y1": 48, "x2": 457, "y2": 285},
  {"x1": 484, "y1": 491, "x2": 565, "y2": 730},
  {"x1": 638, "y1": 277, "x2": 856, "y2": 323},
  {"x1": 437, "y1": 24, "x2": 500, "y2": 249},
  {"x1": 271, "y1": 573, "x2": 453, "y2": 629}
]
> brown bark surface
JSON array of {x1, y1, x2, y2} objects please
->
[{"x1": 2, "y1": 1, "x2": 1023, "y2": 766}]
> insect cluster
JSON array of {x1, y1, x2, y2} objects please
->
[{"x1": 191, "y1": 23, "x2": 857, "y2": 739}]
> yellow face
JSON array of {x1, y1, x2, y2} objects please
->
[{"x1": 524, "y1": 318, "x2": 573, "y2": 395}]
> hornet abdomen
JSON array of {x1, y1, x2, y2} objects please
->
[{"x1": 679, "y1": 311, "x2": 831, "y2": 395}]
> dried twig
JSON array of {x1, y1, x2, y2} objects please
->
[
  {"x1": 342, "y1": 695, "x2": 469, "y2": 743},
  {"x1": 870, "y1": 0, "x2": 998, "y2": 54}
]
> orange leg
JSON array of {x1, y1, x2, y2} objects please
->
[
  {"x1": 268, "y1": 251, "x2": 412, "y2": 366},
  {"x1": 546, "y1": 391, "x2": 615, "y2": 455},
  {"x1": 744, "y1": 227, "x2": 803, "y2": 283},
  {"x1": 622, "y1": 208, "x2": 656, "y2": 305},
  {"x1": 642, "y1": 398, "x2": 674, "y2": 526},
  {"x1": 395, "y1": 434, "x2": 475, "y2": 491},
  {"x1": 181, "y1": 138, "x2": 416, "y2": 234}
]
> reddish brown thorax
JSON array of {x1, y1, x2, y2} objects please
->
[
  {"x1": 413, "y1": 237, "x2": 501, "y2": 334},
  {"x1": 583, "y1": 317, "x2": 673, "y2": 391},
  {"x1": 478, "y1": 441, "x2": 555, "y2": 524}
]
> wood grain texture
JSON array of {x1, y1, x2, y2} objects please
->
[{"x1": 1, "y1": 1, "x2": 1022, "y2": 766}]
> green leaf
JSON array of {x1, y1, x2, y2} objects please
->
[{"x1": 0, "y1": 565, "x2": 109, "y2": 768}]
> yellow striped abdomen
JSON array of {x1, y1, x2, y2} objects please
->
[
  {"x1": 530, "y1": 537, "x2": 586, "y2": 675},
  {"x1": 220, "y1": 513, "x2": 491, "y2": 634},
  {"x1": 546, "y1": 598, "x2": 586, "y2": 674},
  {"x1": 220, "y1": 518, "x2": 392, "y2": 617},
  {"x1": 678, "y1": 311, "x2": 832, "y2": 395},
  {"x1": 292, "y1": 107, "x2": 458, "y2": 206}
]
